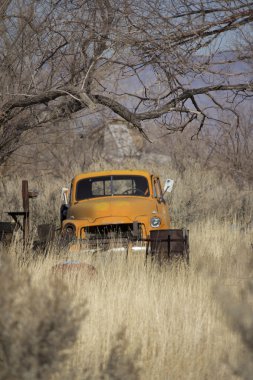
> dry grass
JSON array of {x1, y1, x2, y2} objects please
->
[
  {"x1": 1, "y1": 221, "x2": 248, "y2": 380},
  {"x1": 0, "y1": 161, "x2": 253, "y2": 379}
]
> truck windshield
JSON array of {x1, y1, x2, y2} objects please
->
[{"x1": 76, "y1": 175, "x2": 150, "y2": 201}]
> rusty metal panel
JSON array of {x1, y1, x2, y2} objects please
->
[
  {"x1": 169, "y1": 229, "x2": 189, "y2": 254},
  {"x1": 150, "y1": 230, "x2": 169, "y2": 261},
  {"x1": 2, "y1": 180, "x2": 39, "y2": 247},
  {"x1": 150, "y1": 229, "x2": 189, "y2": 263}
]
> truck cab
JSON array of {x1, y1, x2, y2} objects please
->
[{"x1": 61, "y1": 170, "x2": 173, "y2": 242}]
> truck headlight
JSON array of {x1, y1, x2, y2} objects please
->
[
  {"x1": 64, "y1": 223, "x2": 76, "y2": 239},
  {"x1": 150, "y1": 217, "x2": 161, "y2": 228}
]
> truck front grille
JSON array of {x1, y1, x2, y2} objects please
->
[{"x1": 84, "y1": 223, "x2": 142, "y2": 240}]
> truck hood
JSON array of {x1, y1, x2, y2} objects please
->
[{"x1": 68, "y1": 197, "x2": 156, "y2": 224}]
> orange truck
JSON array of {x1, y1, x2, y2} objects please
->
[{"x1": 61, "y1": 170, "x2": 189, "y2": 262}]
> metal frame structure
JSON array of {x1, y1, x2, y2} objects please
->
[{"x1": 0, "y1": 180, "x2": 38, "y2": 246}]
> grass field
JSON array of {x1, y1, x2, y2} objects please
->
[
  {"x1": 1, "y1": 221, "x2": 251, "y2": 380},
  {"x1": 0, "y1": 162, "x2": 253, "y2": 379}
]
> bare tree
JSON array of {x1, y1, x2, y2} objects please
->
[
  {"x1": 203, "y1": 107, "x2": 253, "y2": 183},
  {"x1": 0, "y1": 0, "x2": 252, "y2": 165}
]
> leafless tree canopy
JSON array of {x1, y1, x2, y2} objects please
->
[{"x1": 0, "y1": 0, "x2": 252, "y2": 164}]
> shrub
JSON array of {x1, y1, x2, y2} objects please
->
[
  {"x1": 218, "y1": 279, "x2": 253, "y2": 380},
  {"x1": 0, "y1": 253, "x2": 86, "y2": 380},
  {"x1": 99, "y1": 328, "x2": 140, "y2": 380}
]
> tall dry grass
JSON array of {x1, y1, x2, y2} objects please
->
[
  {"x1": 1, "y1": 221, "x2": 249, "y2": 380},
  {"x1": 0, "y1": 159, "x2": 253, "y2": 379}
]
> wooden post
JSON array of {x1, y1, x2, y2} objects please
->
[{"x1": 22, "y1": 180, "x2": 29, "y2": 245}]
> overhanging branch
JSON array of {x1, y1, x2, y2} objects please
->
[
  {"x1": 135, "y1": 83, "x2": 253, "y2": 120},
  {"x1": 1, "y1": 82, "x2": 252, "y2": 140}
]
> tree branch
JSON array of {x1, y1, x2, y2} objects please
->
[{"x1": 136, "y1": 83, "x2": 253, "y2": 120}]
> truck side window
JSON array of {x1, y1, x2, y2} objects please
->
[
  {"x1": 156, "y1": 178, "x2": 164, "y2": 202},
  {"x1": 152, "y1": 177, "x2": 158, "y2": 198},
  {"x1": 152, "y1": 177, "x2": 156, "y2": 197},
  {"x1": 153, "y1": 177, "x2": 163, "y2": 201},
  {"x1": 69, "y1": 182, "x2": 73, "y2": 204}
]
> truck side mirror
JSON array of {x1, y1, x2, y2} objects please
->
[
  {"x1": 61, "y1": 187, "x2": 69, "y2": 205},
  {"x1": 164, "y1": 179, "x2": 174, "y2": 193}
]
